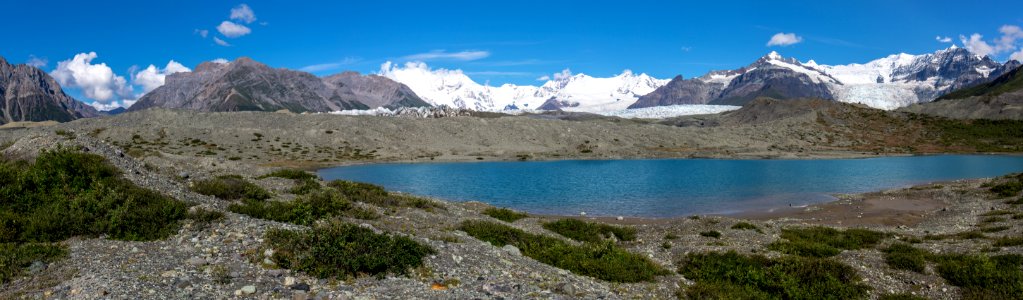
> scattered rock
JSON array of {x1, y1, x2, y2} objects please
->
[
  {"x1": 240, "y1": 285, "x2": 256, "y2": 294},
  {"x1": 501, "y1": 245, "x2": 521, "y2": 256}
]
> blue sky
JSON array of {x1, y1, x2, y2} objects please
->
[{"x1": 3, "y1": 0, "x2": 1023, "y2": 108}]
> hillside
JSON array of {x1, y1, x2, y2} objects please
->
[
  {"x1": 901, "y1": 65, "x2": 1023, "y2": 120},
  {"x1": 0, "y1": 56, "x2": 99, "y2": 124}
]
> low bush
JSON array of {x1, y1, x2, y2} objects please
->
[
  {"x1": 256, "y1": 169, "x2": 317, "y2": 180},
  {"x1": 768, "y1": 227, "x2": 887, "y2": 257},
  {"x1": 542, "y1": 219, "x2": 637, "y2": 243},
  {"x1": 883, "y1": 243, "x2": 930, "y2": 273},
  {"x1": 879, "y1": 293, "x2": 927, "y2": 300},
  {"x1": 730, "y1": 222, "x2": 762, "y2": 233},
  {"x1": 700, "y1": 231, "x2": 722, "y2": 239},
  {"x1": 229, "y1": 188, "x2": 378, "y2": 225},
  {"x1": 191, "y1": 175, "x2": 271, "y2": 201},
  {"x1": 992, "y1": 236, "x2": 1023, "y2": 247},
  {"x1": 0, "y1": 243, "x2": 67, "y2": 283},
  {"x1": 186, "y1": 207, "x2": 225, "y2": 229},
  {"x1": 980, "y1": 226, "x2": 1010, "y2": 233},
  {"x1": 327, "y1": 180, "x2": 436, "y2": 209},
  {"x1": 482, "y1": 208, "x2": 529, "y2": 223},
  {"x1": 932, "y1": 253, "x2": 1023, "y2": 298},
  {"x1": 979, "y1": 210, "x2": 1013, "y2": 216},
  {"x1": 459, "y1": 220, "x2": 668, "y2": 282},
  {"x1": 263, "y1": 221, "x2": 434, "y2": 279},
  {"x1": 990, "y1": 181, "x2": 1022, "y2": 197},
  {"x1": 925, "y1": 230, "x2": 987, "y2": 240},
  {"x1": 677, "y1": 251, "x2": 870, "y2": 299}
]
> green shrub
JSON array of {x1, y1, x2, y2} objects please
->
[
  {"x1": 288, "y1": 178, "x2": 322, "y2": 195},
  {"x1": 482, "y1": 208, "x2": 529, "y2": 223},
  {"x1": 665, "y1": 233, "x2": 679, "y2": 240},
  {"x1": 542, "y1": 218, "x2": 636, "y2": 243},
  {"x1": 677, "y1": 251, "x2": 869, "y2": 299},
  {"x1": 0, "y1": 243, "x2": 67, "y2": 283},
  {"x1": 980, "y1": 226, "x2": 1010, "y2": 233},
  {"x1": 700, "y1": 231, "x2": 722, "y2": 239},
  {"x1": 990, "y1": 181, "x2": 1022, "y2": 197},
  {"x1": 883, "y1": 243, "x2": 930, "y2": 273},
  {"x1": 768, "y1": 227, "x2": 887, "y2": 258},
  {"x1": 879, "y1": 293, "x2": 927, "y2": 300},
  {"x1": 730, "y1": 222, "x2": 762, "y2": 233},
  {"x1": 256, "y1": 169, "x2": 317, "y2": 180},
  {"x1": 229, "y1": 188, "x2": 377, "y2": 225},
  {"x1": 992, "y1": 236, "x2": 1023, "y2": 247},
  {"x1": 979, "y1": 210, "x2": 1013, "y2": 216},
  {"x1": 459, "y1": 220, "x2": 667, "y2": 283},
  {"x1": 980, "y1": 216, "x2": 1006, "y2": 224},
  {"x1": 263, "y1": 221, "x2": 434, "y2": 279},
  {"x1": 191, "y1": 175, "x2": 271, "y2": 201},
  {"x1": 326, "y1": 180, "x2": 435, "y2": 209},
  {"x1": 186, "y1": 207, "x2": 225, "y2": 229},
  {"x1": 932, "y1": 253, "x2": 1023, "y2": 298},
  {"x1": 925, "y1": 230, "x2": 987, "y2": 240},
  {"x1": 0, "y1": 149, "x2": 188, "y2": 243}
]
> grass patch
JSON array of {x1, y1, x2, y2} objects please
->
[
  {"x1": 925, "y1": 230, "x2": 987, "y2": 240},
  {"x1": 990, "y1": 181, "x2": 1022, "y2": 198},
  {"x1": 932, "y1": 253, "x2": 1023, "y2": 299},
  {"x1": 768, "y1": 227, "x2": 887, "y2": 257},
  {"x1": 326, "y1": 180, "x2": 436, "y2": 209},
  {"x1": 186, "y1": 207, "x2": 224, "y2": 229},
  {"x1": 482, "y1": 208, "x2": 529, "y2": 223},
  {"x1": 263, "y1": 221, "x2": 434, "y2": 279},
  {"x1": 459, "y1": 220, "x2": 668, "y2": 283},
  {"x1": 542, "y1": 219, "x2": 637, "y2": 243},
  {"x1": 0, "y1": 148, "x2": 189, "y2": 243},
  {"x1": 0, "y1": 243, "x2": 67, "y2": 283},
  {"x1": 229, "y1": 187, "x2": 378, "y2": 225},
  {"x1": 665, "y1": 233, "x2": 679, "y2": 240},
  {"x1": 980, "y1": 216, "x2": 1006, "y2": 224},
  {"x1": 256, "y1": 169, "x2": 317, "y2": 180},
  {"x1": 190, "y1": 175, "x2": 271, "y2": 201},
  {"x1": 992, "y1": 236, "x2": 1023, "y2": 247},
  {"x1": 979, "y1": 210, "x2": 1013, "y2": 216},
  {"x1": 879, "y1": 293, "x2": 927, "y2": 300},
  {"x1": 677, "y1": 251, "x2": 869, "y2": 299},
  {"x1": 883, "y1": 243, "x2": 930, "y2": 273},
  {"x1": 980, "y1": 226, "x2": 1010, "y2": 233},
  {"x1": 730, "y1": 222, "x2": 762, "y2": 233}
]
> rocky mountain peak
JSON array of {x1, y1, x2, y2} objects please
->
[{"x1": 0, "y1": 55, "x2": 99, "y2": 124}]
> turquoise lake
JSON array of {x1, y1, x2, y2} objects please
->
[{"x1": 317, "y1": 155, "x2": 1023, "y2": 217}]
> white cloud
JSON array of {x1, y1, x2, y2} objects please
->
[
  {"x1": 553, "y1": 69, "x2": 573, "y2": 81},
  {"x1": 299, "y1": 57, "x2": 361, "y2": 72},
  {"x1": 132, "y1": 61, "x2": 191, "y2": 94},
  {"x1": 1011, "y1": 49, "x2": 1023, "y2": 62},
  {"x1": 960, "y1": 33, "x2": 995, "y2": 57},
  {"x1": 25, "y1": 55, "x2": 47, "y2": 68},
  {"x1": 211, "y1": 58, "x2": 230, "y2": 64},
  {"x1": 217, "y1": 21, "x2": 251, "y2": 38},
  {"x1": 122, "y1": 99, "x2": 138, "y2": 108},
  {"x1": 766, "y1": 32, "x2": 803, "y2": 46},
  {"x1": 996, "y1": 25, "x2": 1023, "y2": 52},
  {"x1": 195, "y1": 29, "x2": 209, "y2": 38},
  {"x1": 536, "y1": 75, "x2": 550, "y2": 81},
  {"x1": 90, "y1": 101, "x2": 123, "y2": 111},
  {"x1": 230, "y1": 4, "x2": 256, "y2": 24},
  {"x1": 214, "y1": 37, "x2": 231, "y2": 47},
  {"x1": 935, "y1": 36, "x2": 952, "y2": 43},
  {"x1": 50, "y1": 52, "x2": 132, "y2": 103},
  {"x1": 680, "y1": 46, "x2": 692, "y2": 52},
  {"x1": 403, "y1": 50, "x2": 490, "y2": 61}
]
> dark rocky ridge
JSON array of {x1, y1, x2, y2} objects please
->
[
  {"x1": 130, "y1": 58, "x2": 429, "y2": 113},
  {"x1": 0, "y1": 56, "x2": 99, "y2": 124}
]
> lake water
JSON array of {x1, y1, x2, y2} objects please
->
[{"x1": 318, "y1": 155, "x2": 1023, "y2": 217}]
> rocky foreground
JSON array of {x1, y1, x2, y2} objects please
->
[{"x1": 0, "y1": 108, "x2": 1021, "y2": 299}]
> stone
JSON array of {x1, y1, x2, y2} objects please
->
[
  {"x1": 28, "y1": 261, "x2": 47, "y2": 274},
  {"x1": 501, "y1": 245, "x2": 521, "y2": 256},
  {"x1": 178, "y1": 172, "x2": 190, "y2": 179},
  {"x1": 185, "y1": 257, "x2": 207, "y2": 266},
  {"x1": 240, "y1": 285, "x2": 256, "y2": 294},
  {"x1": 284, "y1": 277, "x2": 297, "y2": 286},
  {"x1": 291, "y1": 283, "x2": 311, "y2": 291}
]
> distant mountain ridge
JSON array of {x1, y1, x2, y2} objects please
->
[
  {"x1": 0, "y1": 56, "x2": 99, "y2": 125},
  {"x1": 634, "y1": 47, "x2": 1021, "y2": 110},
  {"x1": 900, "y1": 64, "x2": 1023, "y2": 120},
  {"x1": 130, "y1": 58, "x2": 429, "y2": 113}
]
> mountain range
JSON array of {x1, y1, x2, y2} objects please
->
[
  {"x1": 129, "y1": 57, "x2": 429, "y2": 113},
  {"x1": 0, "y1": 57, "x2": 99, "y2": 125}
]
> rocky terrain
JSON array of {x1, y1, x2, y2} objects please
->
[
  {"x1": 0, "y1": 56, "x2": 99, "y2": 125},
  {"x1": 902, "y1": 65, "x2": 1023, "y2": 120},
  {"x1": 1, "y1": 120, "x2": 1022, "y2": 299}
]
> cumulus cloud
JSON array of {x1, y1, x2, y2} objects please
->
[
  {"x1": 767, "y1": 32, "x2": 803, "y2": 46},
  {"x1": 211, "y1": 58, "x2": 230, "y2": 64},
  {"x1": 132, "y1": 61, "x2": 191, "y2": 94},
  {"x1": 954, "y1": 24, "x2": 1023, "y2": 59},
  {"x1": 230, "y1": 4, "x2": 256, "y2": 24},
  {"x1": 299, "y1": 57, "x2": 361, "y2": 72},
  {"x1": 25, "y1": 55, "x2": 47, "y2": 68},
  {"x1": 536, "y1": 75, "x2": 550, "y2": 81},
  {"x1": 960, "y1": 33, "x2": 996, "y2": 57},
  {"x1": 403, "y1": 50, "x2": 490, "y2": 61},
  {"x1": 214, "y1": 37, "x2": 231, "y2": 47},
  {"x1": 553, "y1": 69, "x2": 573, "y2": 81},
  {"x1": 217, "y1": 21, "x2": 251, "y2": 38},
  {"x1": 935, "y1": 36, "x2": 952, "y2": 43},
  {"x1": 1011, "y1": 49, "x2": 1023, "y2": 62},
  {"x1": 50, "y1": 52, "x2": 132, "y2": 103},
  {"x1": 195, "y1": 29, "x2": 209, "y2": 38}
]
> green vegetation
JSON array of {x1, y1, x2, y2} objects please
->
[
  {"x1": 980, "y1": 225, "x2": 1010, "y2": 233},
  {"x1": 930, "y1": 119, "x2": 1023, "y2": 152},
  {"x1": 700, "y1": 231, "x2": 722, "y2": 239},
  {"x1": 263, "y1": 221, "x2": 434, "y2": 279},
  {"x1": 938, "y1": 65, "x2": 1023, "y2": 100},
  {"x1": 883, "y1": 243, "x2": 929, "y2": 273},
  {"x1": 186, "y1": 207, "x2": 225, "y2": 229},
  {"x1": 542, "y1": 218, "x2": 636, "y2": 243},
  {"x1": 993, "y1": 236, "x2": 1023, "y2": 247},
  {"x1": 482, "y1": 208, "x2": 529, "y2": 223},
  {"x1": 990, "y1": 181, "x2": 1022, "y2": 197},
  {"x1": 0, "y1": 243, "x2": 68, "y2": 283},
  {"x1": 0, "y1": 149, "x2": 190, "y2": 283},
  {"x1": 925, "y1": 230, "x2": 987, "y2": 240},
  {"x1": 730, "y1": 222, "x2": 762, "y2": 233},
  {"x1": 256, "y1": 169, "x2": 317, "y2": 180},
  {"x1": 459, "y1": 220, "x2": 668, "y2": 283},
  {"x1": 879, "y1": 293, "x2": 927, "y2": 300},
  {"x1": 768, "y1": 227, "x2": 887, "y2": 258},
  {"x1": 190, "y1": 175, "x2": 272, "y2": 201},
  {"x1": 0, "y1": 148, "x2": 189, "y2": 243},
  {"x1": 229, "y1": 187, "x2": 378, "y2": 225},
  {"x1": 677, "y1": 251, "x2": 869, "y2": 299},
  {"x1": 326, "y1": 180, "x2": 436, "y2": 209},
  {"x1": 932, "y1": 253, "x2": 1023, "y2": 299}
]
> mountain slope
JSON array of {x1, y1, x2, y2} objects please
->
[
  {"x1": 130, "y1": 58, "x2": 427, "y2": 113},
  {"x1": 901, "y1": 64, "x2": 1023, "y2": 120},
  {"x1": 937, "y1": 63, "x2": 1023, "y2": 100},
  {"x1": 0, "y1": 56, "x2": 99, "y2": 125},
  {"x1": 378, "y1": 62, "x2": 668, "y2": 112}
]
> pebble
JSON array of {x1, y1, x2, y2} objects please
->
[
  {"x1": 185, "y1": 257, "x2": 207, "y2": 266},
  {"x1": 28, "y1": 261, "x2": 47, "y2": 274},
  {"x1": 240, "y1": 285, "x2": 256, "y2": 294},
  {"x1": 291, "y1": 283, "x2": 311, "y2": 291},
  {"x1": 502, "y1": 245, "x2": 521, "y2": 256},
  {"x1": 284, "y1": 276, "x2": 297, "y2": 286}
]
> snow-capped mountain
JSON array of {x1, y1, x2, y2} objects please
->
[
  {"x1": 635, "y1": 47, "x2": 1019, "y2": 110},
  {"x1": 378, "y1": 62, "x2": 668, "y2": 112}
]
